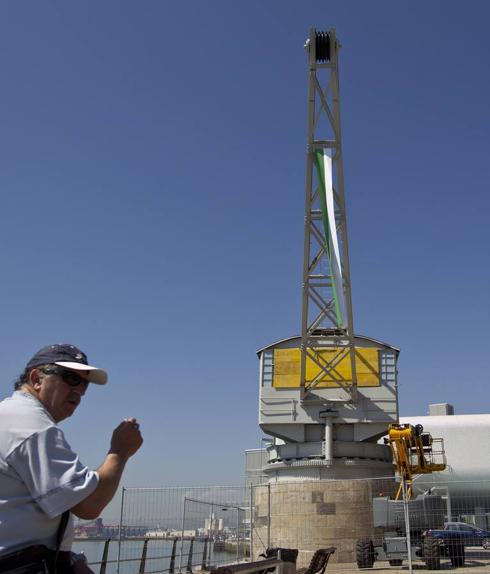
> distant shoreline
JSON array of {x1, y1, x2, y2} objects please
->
[{"x1": 74, "y1": 536, "x2": 208, "y2": 541}]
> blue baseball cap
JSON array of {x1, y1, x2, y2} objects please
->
[{"x1": 26, "y1": 344, "x2": 108, "y2": 385}]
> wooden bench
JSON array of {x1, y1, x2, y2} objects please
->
[
  {"x1": 210, "y1": 547, "x2": 335, "y2": 574},
  {"x1": 259, "y1": 548, "x2": 298, "y2": 564},
  {"x1": 296, "y1": 548, "x2": 336, "y2": 574},
  {"x1": 210, "y1": 557, "x2": 283, "y2": 574}
]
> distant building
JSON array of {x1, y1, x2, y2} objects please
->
[{"x1": 204, "y1": 516, "x2": 223, "y2": 532}]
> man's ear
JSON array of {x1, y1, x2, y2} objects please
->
[{"x1": 28, "y1": 368, "x2": 43, "y2": 391}]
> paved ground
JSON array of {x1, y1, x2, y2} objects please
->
[
  {"x1": 205, "y1": 548, "x2": 490, "y2": 574},
  {"x1": 328, "y1": 548, "x2": 490, "y2": 573}
]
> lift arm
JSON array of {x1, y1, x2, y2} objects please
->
[{"x1": 385, "y1": 423, "x2": 446, "y2": 500}]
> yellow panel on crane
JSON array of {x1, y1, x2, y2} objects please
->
[{"x1": 272, "y1": 347, "x2": 380, "y2": 387}]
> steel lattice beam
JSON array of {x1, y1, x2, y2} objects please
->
[{"x1": 300, "y1": 29, "x2": 358, "y2": 401}]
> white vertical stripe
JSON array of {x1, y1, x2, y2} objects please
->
[{"x1": 322, "y1": 152, "x2": 346, "y2": 325}]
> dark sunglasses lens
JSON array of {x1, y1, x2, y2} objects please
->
[
  {"x1": 41, "y1": 366, "x2": 88, "y2": 387},
  {"x1": 61, "y1": 370, "x2": 88, "y2": 387}
]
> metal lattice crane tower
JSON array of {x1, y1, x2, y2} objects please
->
[{"x1": 300, "y1": 29, "x2": 357, "y2": 401}]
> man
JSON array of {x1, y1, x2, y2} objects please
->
[{"x1": 0, "y1": 344, "x2": 143, "y2": 572}]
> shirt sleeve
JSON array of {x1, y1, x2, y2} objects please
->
[{"x1": 6, "y1": 426, "x2": 99, "y2": 519}]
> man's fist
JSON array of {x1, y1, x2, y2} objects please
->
[{"x1": 110, "y1": 417, "x2": 143, "y2": 459}]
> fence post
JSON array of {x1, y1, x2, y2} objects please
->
[
  {"x1": 236, "y1": 507, "x2": 240, "y2": 563},
  {"x1": 186, "y1": 537, "x2": 195, "y2": 573},
  {"x1": 444, "y1": 486, "x2": 453, "y2": 521},
  {"x1": 267, "y1": 483, "x2": 271, "y2": 549},
  {"x1": 168, "y1": 536, "x2": 179, "y2": 574},
  {"x1": 201, "y1": 538, "x2": 208, "y2": 570},
  {"x1": 402, "y1": 477, "x2": 413, "y2": 574},
  {"x1": 179, "y1": 497, "x2": 187, "y2": 572},
  {"x1": 249, "y1": 485, "x2": 253, "y2": 561},
  {"x1": 169, "y1": 537, "x2": 178, "y2": 574},
  {"x1": 99, "y1": 538, "x2": 111, "y2": 574},
  {"x1": 138, "y1": 538, "x2": 149, "y2": 574},
  {"x1": 208, "y1": 504, "x2": 214, "y2": 567},
  {"x1": 117, "y1": 487, "x2": 125, "y2": 574}
]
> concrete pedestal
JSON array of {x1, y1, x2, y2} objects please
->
[{"x1": 253, "y1": 479, "x2": 396, "y2": 566}]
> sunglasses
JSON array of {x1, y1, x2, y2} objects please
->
[{"x1": 40, "y1": 366, "x2": 89, "y2": 388}]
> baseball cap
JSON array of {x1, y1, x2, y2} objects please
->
[{"x1": 26, "y1": 344, "x2": 108, "y2": 385}]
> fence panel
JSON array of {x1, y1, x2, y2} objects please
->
[
  {"x1": 250, "y1": 477, "x2": 490, "y2": 573},
  {"x1": 74, "y1": 478, "x2": 490, "y2": 573},
  {"x1": 408, "y1": 478, "x2": 490, "y2": 572},
  {"x1": 182, "y1": 496, "x2": 249, "y2": 568},
  {"x1": 116, "y1": 486, "x2": 248, "y2": 574}
]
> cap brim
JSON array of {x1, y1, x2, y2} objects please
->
[{"x1": 55, "y1": 361, "x2": 108, "y2": 385}]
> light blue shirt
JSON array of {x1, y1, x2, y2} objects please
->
[{"x1": 0, "y1": 391, "x2": 99, "y2": 554}]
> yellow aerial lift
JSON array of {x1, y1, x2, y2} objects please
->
[
  {"x1": 356, "y1": 424, "x2": 447, "y2": 569},
  {"x1": 385, "y1": 423, "x2": 446, "y2": 500}
]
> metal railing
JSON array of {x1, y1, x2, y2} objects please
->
[{"x1": 85, "y1": 536, "x2": 212, "y2": 574}]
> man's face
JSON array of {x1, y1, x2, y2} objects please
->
[{"x1": 31, "y1": 367, "x2": 89, "y2": 422}]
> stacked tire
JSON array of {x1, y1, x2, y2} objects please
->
[
  {"x1": 447, "y1": 542, "x2": 465, "y2": 567},
  {"x1": 423, "y1": 536, "x2": 441, "y2": 570},
  {"x1": 356, "y1": 538, "x2": 374, "y2": 568}
]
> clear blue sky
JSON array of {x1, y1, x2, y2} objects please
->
[{"x1": 1, "y1": 1, "x2": 490, "y2": 500}]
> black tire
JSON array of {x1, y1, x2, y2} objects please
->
[
  {"x1": 448, "y1": 543, "x2": 465, "y2": 567},
  {"x1": 423, "y1": 536, "x2": 441, "y2": 570},
  {"x1": 389, "y1": 559, "x2": 403, "y2": 566},
  {"x1": 356, "y1": 538, "x2": 375, "y2": 568}
]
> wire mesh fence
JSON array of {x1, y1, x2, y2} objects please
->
[
  {"x1": 183, "y1": 497, "x2": 249, "y2": 565},
  {"x1": 118, "y1": 486, "x2": 248, "y2": 574},
  {"x1": 74, "y1": 478, "x2": 490, "y2": 574}
]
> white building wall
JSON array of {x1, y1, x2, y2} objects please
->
[{"x1": 400, "y1": 413, "x2": 490, "y2": 496}]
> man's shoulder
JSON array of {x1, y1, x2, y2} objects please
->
[
  {"x1": 0, "y1": 391, "x2": 52, "y2": 420},
  {"x1": 0, "y1": 392, "x2": 55, "y2": 458}
]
